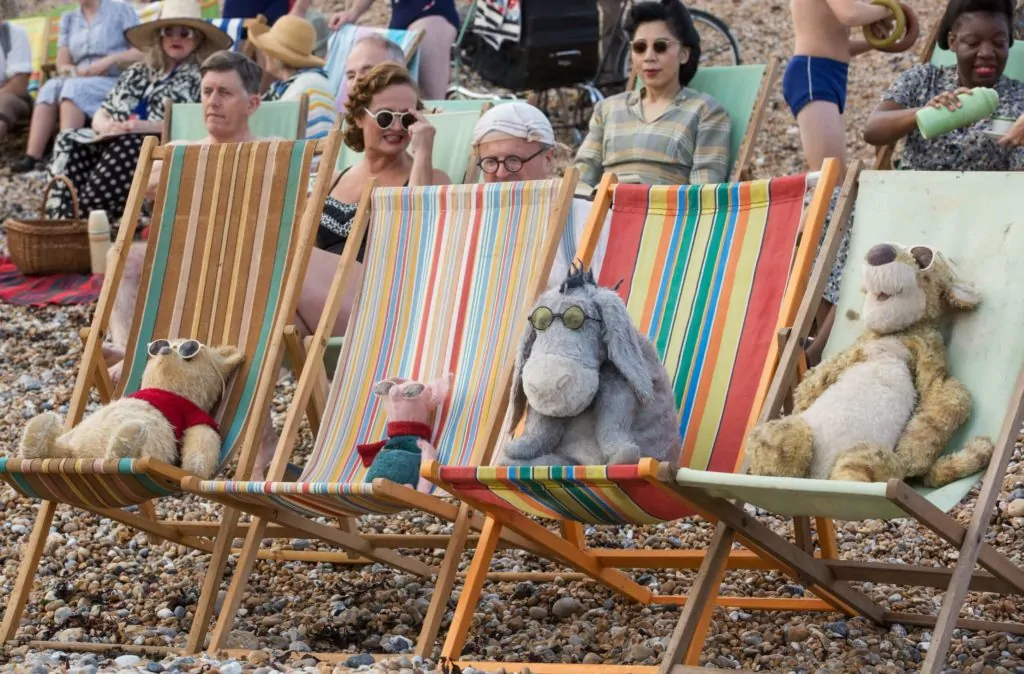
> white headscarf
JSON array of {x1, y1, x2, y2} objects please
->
[{"x1": 472, "y1": 101, "x2": 555, "y2": 148}]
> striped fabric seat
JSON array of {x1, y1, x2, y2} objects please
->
[
  {"x1": 0, "y1": 140, "x2": 324, "y2": 510},
  {"x1": 8, "y1": 16, "x2": 49, "y2": 98},
  {"x1": 435, "y1": 175, "x2": 811, "y2": 525},
  {"x1": 209, "y1": 18, "x2": 246, "y2": 50},
  {"x1": 324, "y1": 24, "x2": 423, "y2": 114},
  {"x1": 192, "y1": 180, "x2": 572, "y2": 517}
]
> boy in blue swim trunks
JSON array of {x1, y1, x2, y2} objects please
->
[{"x1": 785, "y1": 0, "x2": 897, "y2": 176}]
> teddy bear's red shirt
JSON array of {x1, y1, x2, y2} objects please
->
[{"x1": 126, "y1": 388, "x2": 219, "y2": 444}]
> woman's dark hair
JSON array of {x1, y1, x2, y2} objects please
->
[
  {"x1": 624, "y1": 0, "x2": 701, "y2": 86},
  {"x1": 936, "y1": 0, "x2": 1014, "y2": 49}
]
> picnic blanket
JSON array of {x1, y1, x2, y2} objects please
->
[{"x1": 0, "y1": 257, "x2": 102, "y2": 306}]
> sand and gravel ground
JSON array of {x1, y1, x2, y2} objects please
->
[{"x1": 4, "y1": 0, "x2": 1024, "y2": 672}]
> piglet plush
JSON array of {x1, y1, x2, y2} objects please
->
[{"x1": 357, "y1": 375, "x2": 450, "y2": 492}]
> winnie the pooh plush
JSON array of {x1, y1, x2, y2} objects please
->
[
  {"x1": 747, "y1": 242, "x2": 993, "y2": 486},
  {"x1": 19, "y1": 338, "x2": 243, "y2": 479}
]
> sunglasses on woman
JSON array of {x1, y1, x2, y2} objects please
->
[
  {"x1": 148, "y1": 339, "x2": 203, "y2": 360},
  {"x1": 631, "y1": 38, "x2": 683, "y2": 55},
  {"x1": 160, "y1": 26, "x2": 197, "y2": 40},
  {"x1": 366, "y1": 108, "x2": 417, "y2": 131}
]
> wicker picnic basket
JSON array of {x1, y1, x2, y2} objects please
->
[{"x1": 5, "y1": 176, "x2": 91, "y2": 275}]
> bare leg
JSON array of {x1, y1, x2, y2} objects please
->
[
  {"x1": 25, "y1": 102, "x2": 57, "y2": 159},
  {"x1": 295, "y1": 248, "x2": 363, "y2": 338},
  {"x1": 406, "y1": 15, "x2": 457, "y2": 100},
  {"x1": 59, "y1": 100, "x2": 86, "y2": 131},
  {"x1": 795, "y1": 100, "x2": 847, "y2": 180}
]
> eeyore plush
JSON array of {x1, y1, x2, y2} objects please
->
[{"x1": 498, "y1": 265, "x2": 681, "y2": 466}]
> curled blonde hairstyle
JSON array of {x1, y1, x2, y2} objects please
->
[{"x1": 343, "y1": 62, "x2": 423, "y2": 152}]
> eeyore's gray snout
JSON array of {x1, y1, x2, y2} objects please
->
[{"x1": 522, "y1": 354, "x2": 599, "y2": 417}]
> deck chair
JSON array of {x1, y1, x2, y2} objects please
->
[
  {"x1": 0, "y1": 134, "x2": 344, "y2": 652},
  {"x1": 8, "y1": 16, "x2": 49, "y2": 98},
  {"x1": 642, "y1": 166, "x2": 1024, "y2": 673},
  {"x1": 425, "y1": 160, "x2": 846, "y2": 672},
  {"x1": 161, "y1": 97, "x2": 309, "y2": 143},
  {"x1": 628, "y1": 59, "x2": 780, "y2": 181},
  {"x1": 325, "y1": 23, "x2": 424, "y2": 114},
  {"x1": 175, "y1": 174, "x2": 578, "y2": 658},
  {"x1": 424, "y1": 98, "x2": 511, "y2": 114}
]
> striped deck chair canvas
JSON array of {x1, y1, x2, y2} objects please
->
[
  {"x1": 325, "y1": 24, "x2": 423, "y2": 114},
  {"x1": 0, "y1": 135, "x2": 343, "y2": 652},
  {"x1": 178, "y1": 174, "x2": 578, "y2": 656},
  {"x1": 427, "y1": 164, "x2": 847, "y2": 668},
  {"x1": 8, "y1": 17, "x2": 48, "y2": 98}
]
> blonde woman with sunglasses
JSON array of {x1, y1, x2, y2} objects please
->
[
  {"x1": 573, "y1": 0, "x2": 731, "y2": 197},
  {"x1": 296, "y1": 62, "x2": 449, "y2": 347}
]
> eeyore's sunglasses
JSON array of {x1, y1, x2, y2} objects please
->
[
  {"x1": 528, "y1": 305, "x2": 600, "y2": 331},
  {"x1": 147, "y1": 339, "x2": 202, "y2": 360}
]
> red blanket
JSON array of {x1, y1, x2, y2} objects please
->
[{"x1": 0, "y1": 256, "x2": 102, "y2": 307}]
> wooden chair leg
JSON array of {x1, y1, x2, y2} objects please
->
[
  {"x1": 206, "y1": 515, "x2": 272, "y2": 653},
  {"x1": 815, "y1": 517, "x2": 839, "y2": 559},
  {"x1": 441, "y1": 514, "x2": 502, "y2": 660},
  {"x1": 659, "y1": 521, "x2": 735, "y2": 673},
  {"x1": 137, "y1": 501, "x2": 161, "y2": 546},
  {"x1": 283, "y1": 325, "x2": 323, "y2": 436},
  {"x1": 185, "y1": 506, "x2": 244, "y2": 654},
  {"x1": 416, "y1": 502, "x2": 475, "y2": 658},
  {"x1": 560, "y1": 521, "x2": 586, "y2": 549},
  {"x1": 0, "y1": 501, "x2": 57, "y2": 643}
]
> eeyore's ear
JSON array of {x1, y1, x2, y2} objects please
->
[
  {"x1": 510, "y1": 315, "x2": 537, "y2": 427},
  {"x1": 593, "y1": 287, "x2": 654, "y2": 404}
]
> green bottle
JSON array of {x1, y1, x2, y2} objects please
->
[{"x1": 915, "y1": 87, "x2": 1000, "y2": 140}]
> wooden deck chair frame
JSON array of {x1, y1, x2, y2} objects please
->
[
  {"x1": 625, "y1": 57, "x2": 781, "y2": 182},
  {"x1": 645, "y1": 161, "x2": 1024, "y2": 674},
  {"x1": 160, "y1": 94, "x2": 310, "y2": 144},
  {"x1": 422, "y1": 159, "x2": 851, "y2": 673},
  {"x1": 0, "y1": 133, "x2": 345, "y2": 654},
  {"x1": 170, "y1": 172, "x2": 582, "y2": 660}
]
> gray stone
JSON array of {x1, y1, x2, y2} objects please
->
[
  {"x1": 346, "y1": 653, "x2": 376, "y2": 668},
  {"x1": 218, "y1": 662, "x2": 244, "y2": 674},
  {"x1": 114, "y1": 655, "x2": 142, "y2": 667},
  {"x1": 551, "y1": 597, "x2": 583, "y2": 619}
]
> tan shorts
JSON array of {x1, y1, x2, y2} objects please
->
[{"x1": 0, "y1": 91, "x2": 32, "y2": 129}]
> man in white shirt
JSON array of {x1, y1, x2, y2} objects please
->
[
  {"x1": 471, "y1": 101, "x2": 610, "y2": 288},
  {"x1": 0, "y1": 17, "x2": 34, "y2": 142}
]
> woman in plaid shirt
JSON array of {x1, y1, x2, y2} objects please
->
[{"x1": 573, "y1": 0, "x2": 731, "y2": 196}]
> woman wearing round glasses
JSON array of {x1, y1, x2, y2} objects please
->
[
  {"x1": 573, "y1": 0, "x2": 731, "y2": 197},
  {"x1": 296, "y1": 61, "x2": 449, "y2": 337},
  {"x1": 44, "y1": 0, "x2": 233, "y2": 221}
]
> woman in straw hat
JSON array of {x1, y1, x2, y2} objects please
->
[
  {"x1": 44, "y1": 0, "x2": 232, "y2": 221},
  {"x1": 248, "y1": 15, "x2": 336, "y2": 139}
]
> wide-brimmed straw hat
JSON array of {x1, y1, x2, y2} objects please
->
[
  {"x1": 124, "y1": 0, "x2": 234, "y2": 52},
  {"x1": 247, "y1": 15, "x2": 325, "y2": 69}
]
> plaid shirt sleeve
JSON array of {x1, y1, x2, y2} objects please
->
[
  {"x1": 688, "y1": 99, "x2": 731, "y2": 185},
  {"x1": 573, "y1": 101, "x2": 606, "y2": 194}
]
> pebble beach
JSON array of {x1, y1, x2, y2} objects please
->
[{"x1": 3, "y1": 0, "x2": 1024, "y2": 672}]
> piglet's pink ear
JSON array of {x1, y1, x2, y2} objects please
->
[{"x1": 425, "y1": 373, "x2": 452, "y2": 408}]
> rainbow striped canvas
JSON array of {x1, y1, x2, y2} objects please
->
[
  {"x1": 435, "y1": 175, "x2": 810, "y2": 524},
  {"x1": 192, "y1": 180, "x2": 571, "y2": 517},
  {"x1": 0, "y1": 141, "x2": 321, "y2": 510},
  {"x1": 8, "y1": 17, "x2": 48, "y2": 98}
]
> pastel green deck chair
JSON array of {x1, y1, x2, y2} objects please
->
[
  {"x1": 162, "y1": 97, "x2": 309, "y2": 143},
  {"x1": 653, "y1": 167, "x2": 1024, "y2": 673},
  {"x1": 423, "y1": 98, "x2": 511, "y2": 114},
  {"x1": 176, "y1": 175, "x2": 579, "y2": 658},
  {"x1": 0, "y1": 135, "x2": 344, "y2": 652},
  {"x1": 630, "y1": 59, "x2": 780, "y2": 180}
]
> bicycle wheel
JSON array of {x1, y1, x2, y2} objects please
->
[{"x1": 690, "y1": 8, "x2": 741, "y2": 66}]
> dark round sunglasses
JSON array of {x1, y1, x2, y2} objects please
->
[
  {"x1": 148, "y1": 339, "x2": 202, "y2": 360},
  {"x1": 631, "y1": 38, "x2": 680, "y2": 55},
  {"x1": 477, "y1": 147, "x2": 546, "y2": 175},
  {"x1": 528, "y1": 305, "x2": 600, "y2": 332},
  {"x1": 366, "y1": 108, "x2": 417, "y2": 131}
]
